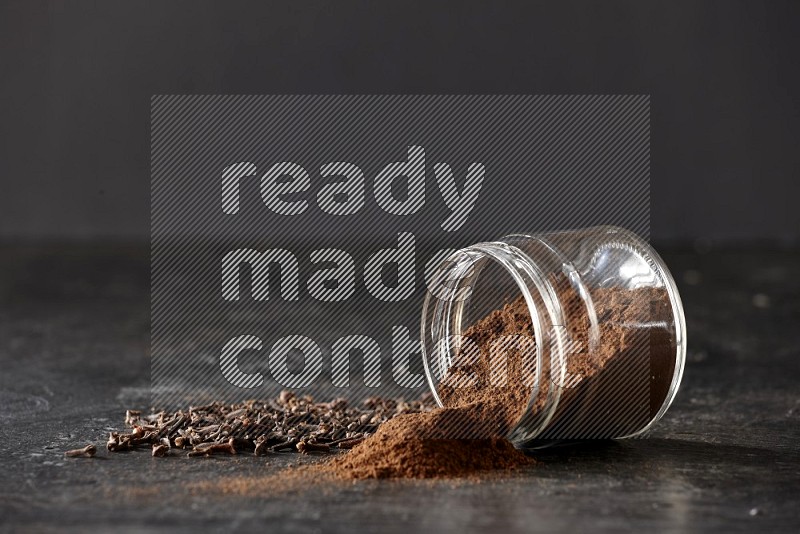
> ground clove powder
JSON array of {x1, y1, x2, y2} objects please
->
[
  {"x1": 322, "y1": 284, "x2": 673, "y2": 479},
  {"x1": 99, "y1": 285, "x2": 674, "y2": 483}
]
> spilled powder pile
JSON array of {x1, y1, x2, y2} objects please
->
[
  {"x1": 317, "y1": 297, "x2": 540, "y2": 480},
  {"x1": 317, "y1": 284, "x2": 672, "y2": 479},
  {"x1": 322, "y1": 410, "x2": 533, "y2": 479}
]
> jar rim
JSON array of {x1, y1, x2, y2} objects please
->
[{"x1": 420, "y1": 240, "x2": 568, "y2": 442}]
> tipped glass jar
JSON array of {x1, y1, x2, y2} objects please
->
[{"x1": 421, "y1": 226, "x2": 686, "y2": 445}]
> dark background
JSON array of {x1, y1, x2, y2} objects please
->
[
  {"x1": 1, "y1": 3, "x2": 800, "y2": 532},
  {"x1": 1, "y1": 0, "x2": 798, "y2": 244}
]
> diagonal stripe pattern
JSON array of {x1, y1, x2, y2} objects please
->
[{"x1": 151, "y1": 95, "x2": 650, "y2": 440}]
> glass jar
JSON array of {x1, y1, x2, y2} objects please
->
[{"x1": 421, "y1": 226, "x2": 686, "y2": 445}]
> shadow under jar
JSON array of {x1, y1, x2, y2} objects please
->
[{"x1": 421, "y1": 226, "x2": 686, "y2": 446}]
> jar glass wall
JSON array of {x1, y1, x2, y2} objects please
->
[{"x1": 421, "y1": 226, "x2": 686, "y2": 445}]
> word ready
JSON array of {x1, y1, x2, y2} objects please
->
[{"x1": 221, "y1": 145, "x2": 485, "y2": 232}]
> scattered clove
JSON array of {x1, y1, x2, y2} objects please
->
[
  {"x1": 296, "y1": 440, "x2": 330, "y2": 454},
  {"x1": 335, "y1": 437, "x2": 365, "y2": 449},
  {"x1": 64, "y1": 444, "x2": 97, "y2": 458},
  {"x1": 188, "y1": 438, "x2": 237, "y2": 457},
  {"x1": 103, "y1": 392, "x2": 435, "y2": 458}
]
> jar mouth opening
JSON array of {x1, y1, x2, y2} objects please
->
[{"x1": 420, "y1": 242, "x2": 566, "y2": 443}]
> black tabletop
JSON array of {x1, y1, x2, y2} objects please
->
[{"x1": 0, "y1": 244, "x2": 798, "y2": 533}]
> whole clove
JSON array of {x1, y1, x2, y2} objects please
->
[
  {"x1": 296, "y1": 440, "x2": 330, "y2": 454},
  {"x1": 105, "y1": 392, "x2": 436, "y2": 458},
  {"x1": 188, "y1": 438, "x2": 237, "y2": 457},
  {"x1": 64, "y1": 444, "x2": 97, "y2": 458}
]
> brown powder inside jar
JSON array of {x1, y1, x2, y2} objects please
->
[
  {"x1": 315, "y1": 283, "x2": 674, "y2": 480},
  {"x1": 539, "y1": 283, "x2": 675, "y2": 438},
  {"x1": 437, "y1": 283, "x2": 675, "y2": 441}
]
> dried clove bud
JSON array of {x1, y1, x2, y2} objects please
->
[
  {"x1": 296, "y1": 440, "x2": 330, "y2": 454},
  {"x1": 65, "y1": 444, "x2": 97, "y2": 458},
  {"x1": 335, "y1": 437, "x2": 365, "y2": 449},
  {"x1": 188, "y1": 438, "x2": 237, "y2": 457}
]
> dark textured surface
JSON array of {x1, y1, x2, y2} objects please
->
[
  {"x1": 2, "y1": 1, "x2": 800, "y2": 242},
  {"x1": 0, "y1": 244, "x2": 798, "y2": 533}
]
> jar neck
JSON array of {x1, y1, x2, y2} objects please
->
[{"x1": 421, "y1": 239, "x2": 570, "y2": 443}]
